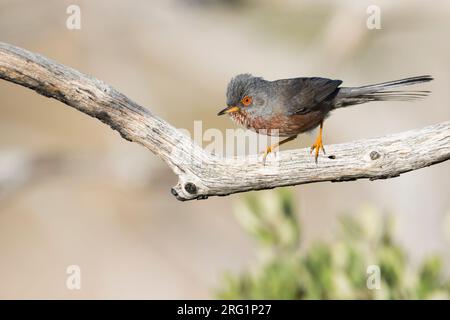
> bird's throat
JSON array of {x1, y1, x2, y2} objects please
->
[{"x1": 229, "y1": 110, "x2": 249, "y2": 128}]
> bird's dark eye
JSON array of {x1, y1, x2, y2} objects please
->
[{"x1": 241, "y1": 96, "x2": 252, "y2": 106}]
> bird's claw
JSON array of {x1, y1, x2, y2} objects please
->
[
  {"x1": 261, "y1": 146, "x2": 273, "y2": 165},
  {"x1": 310, "y1": 138, "x2": 325, "y2": 163}
]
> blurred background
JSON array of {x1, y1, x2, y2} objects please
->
[{"x1": 0, "y1": 0, "x2": 449, "y2": 299}]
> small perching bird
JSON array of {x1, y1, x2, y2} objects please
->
[{"x1": 218, "y1": 74, "x2": 433, "y2": 163}]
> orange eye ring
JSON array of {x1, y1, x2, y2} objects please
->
[{"x1": 241, "y1": 96, "x2": 252, "y2": 106}]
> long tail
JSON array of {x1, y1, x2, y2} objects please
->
[{"x1": 335, "y1": 75, "x2": 433, "y2": 108}]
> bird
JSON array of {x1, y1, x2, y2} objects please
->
[{"x1": 217, "y1": 74, "x2": 433, "y2": 163}]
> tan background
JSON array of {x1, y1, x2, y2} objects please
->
[{"x1": 0, "y1": 0, "x2": 449, "y2": 298}]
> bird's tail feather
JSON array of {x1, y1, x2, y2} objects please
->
[{"x1": 335, "y1": 75, "x2": 433, "y2": 108}]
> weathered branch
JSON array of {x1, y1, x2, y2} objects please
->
[{"x1": 0, "y1": 42, "x2": 449, "y2": 201}]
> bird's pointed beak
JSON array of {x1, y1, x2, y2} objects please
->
[{"x1": 217, "y1": 106, "x2": 240, "y2": 116}]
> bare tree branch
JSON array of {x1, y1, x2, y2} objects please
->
[{"x1": 1, "y1": 42, "x2": 449, "y2": 201}]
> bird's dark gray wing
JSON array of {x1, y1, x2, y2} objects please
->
[{"x1": 276, "y1": 77, "x2": 343, "y2": 115}]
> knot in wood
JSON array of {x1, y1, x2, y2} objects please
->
[
  {"x1": 184, "y1": 182, "x2": 198, "y2": 195},
  {"x1": 370, "y1": 150, "x2": 381, "y2": 160}
]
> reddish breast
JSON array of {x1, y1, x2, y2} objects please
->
[{"x1": 230, "y1": 111, "x2": 325, "y2": 136}]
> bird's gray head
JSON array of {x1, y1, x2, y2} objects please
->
[{"x1": 217, "y1": 74, "x2": 269, "y2": 116}]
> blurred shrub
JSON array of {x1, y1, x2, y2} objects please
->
[{"x1": 217, "y1": 189, "x2": 450, "y2": 299}]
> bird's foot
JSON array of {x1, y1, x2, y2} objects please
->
[
  {"x1": 261, "y1": 145, "x2": 274, "y2": 165},
  {"x1": 310, "y1": 137, "x2": 325, "y2": 163}
]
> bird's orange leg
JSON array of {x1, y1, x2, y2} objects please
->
[
  {"x1": 310, "y1": 121, "x2": 325, "y2": 163},
  {"x1": 262, "y1": 135, "x2": 297, "y2": 164}
]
